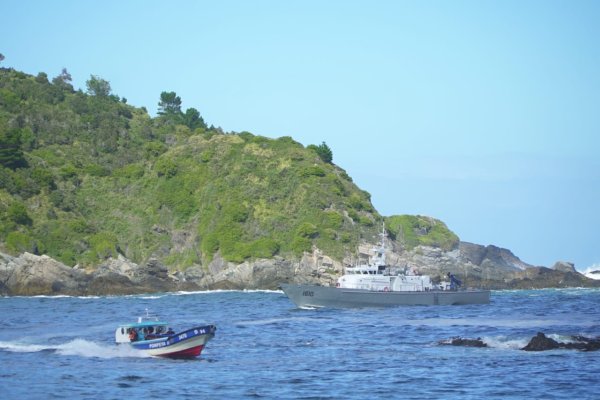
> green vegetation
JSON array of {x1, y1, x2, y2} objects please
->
[
  {"x1": 385, "y1": 215, "x2": 459, "y2": 251},
  {"x1": 307, "y1": 141, "x2": 333, "y2": 164},
  {"x1": 0, "y1": 67, "x2": 459, "y2": 271}
]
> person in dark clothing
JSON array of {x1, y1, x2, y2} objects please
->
[{"x1": 447, "y1": 272, "x2": 462, "y2": 290}]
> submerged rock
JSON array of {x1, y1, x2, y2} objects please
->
[{"x1": 439, "y1": 337, "x2": 488, "y2": 347}]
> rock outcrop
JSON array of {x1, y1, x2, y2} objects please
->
[
  {"x1": 459, "y1": 242, "x2": 535, "y2": 271},
  {"x1": 0, "y1": 252, "x2": 89, "y2": 295},
  {"x1": 1, "y1": 237, "x2": 598, "y2": 296},
  {"x1": 551, "y1": 261, "x2": 576, "y2": 273},
  {"x1": 521, "y1": 332, "x2": 600, "y2": 352},
  {"x1": 0, "y1": 252, "x2": 180, "y2": 296},
  {"x1": 0, "y1": 250, "x2": 336, "y2": 296},
  {"x1": 440, "y1": 333, "x2": 600, "y2": 352}
]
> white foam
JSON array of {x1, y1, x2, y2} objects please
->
[
  {"x1": 0, "y1": 341, "x2": 51, "y2": 353},
  {"x1": 581, "y1": 264, "x2": 600, "y2": 280},
  {"x1": 55, "y1": 339, "x2": 150, "y2": 358},
  {"x1": 0, "y1": 339, "x2": 150, "y2": 359},
  {"x1": 235, "y1": 316, "x2": 317, "y2": 326},
  {"x1": 481, "y1": 335, "x2": 529, "y2": 350},
  {"x1": 173, "y1": 289, "x2": 282, "y2": 295}
]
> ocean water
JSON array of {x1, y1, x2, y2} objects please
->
[{"x1": 1, "y1": 289, "x2": 599, "y2": 399}]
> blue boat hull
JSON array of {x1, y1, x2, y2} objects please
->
[{"x1": 130, "y1": 325, "x2": 216, "y2": 358}]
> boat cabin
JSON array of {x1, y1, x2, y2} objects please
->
[{"x1": 114, "y1": 315, "x2": 172, "y2": 343}]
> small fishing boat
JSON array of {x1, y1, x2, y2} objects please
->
[
  {"x1": 281, "y1": 224, "x2": 490, "y2": 308},
  {"x1": 115, "y1": 311, "x2": 216, "y2": 358}
]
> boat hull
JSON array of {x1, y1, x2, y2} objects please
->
[
  {"x1": 130, "y1": 325, "x2": 216, "y2": 358},
  {"x1": 280, "y1": 284, "x2": 490, "y2": 308}
]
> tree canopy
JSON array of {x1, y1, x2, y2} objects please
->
[
  {"x1": 86, "y1": 75, "x2": 111, "y2": 97},
  {"x1": 51, "y1": 68, "x2": 73, "y2": 91},
  {"x1": 0, "y1": 124, "x2": 27, "y2": 170},
  {"x1": 158, "y1": 91, "x2": 182, "y2": 115},
  {"x1": 308, "y1": 142, "x2": 333, "y2": 164}
]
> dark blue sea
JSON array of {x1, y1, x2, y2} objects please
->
[{"x1": 1, "y1": 289, "x2": 599, "y2": 399}]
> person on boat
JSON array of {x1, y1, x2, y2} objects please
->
[
  {"x1": 166, "y1": 327, "x2": 174, "y2": 335},
  {"x1": 448, "y1": 273, "x2": 462, "y2": 290},
  {"x1": 138, "y1": 328, "x2": 145, "y2": 341},
  {"x1": 128, "y1": 328, "x2": 138, "y2": 342},
  {"x1": 146, "y1": 326, "x2": 156, "y2": 339}
]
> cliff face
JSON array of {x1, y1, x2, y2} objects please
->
[
  {"x1": 2, "y1": 241, "x2": 598, "y2": 296},
  {"x1": 458, "y1": 242, "x2": 535, "y2": 271}
]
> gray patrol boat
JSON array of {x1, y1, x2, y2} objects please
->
[{"x1": 281, "y1": 225, "x2": 490, "y2": 308}]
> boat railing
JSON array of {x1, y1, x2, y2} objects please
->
[{"x1": 137, "y1": 308, "x2": 160, "y2": 323}]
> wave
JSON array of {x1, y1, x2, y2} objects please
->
[
  {"x1": 480, "y1": 335, "x2": 530, "y2": 350},
  {"x1": 581, "y1": 264, "x2": 600, "y2": 280},
  {"x1": 172, "y1": 289, "x2": 283, "y2": 295},
  {"x1": 4, "y1": 289, "x2": 284, "y2": 300},
  {"x1": 5, "y1": 295, "x2": 103, "y2": 299},
  {"x1": 135, "y1": 289, "x2": 283, "y2": 298},
  {"x1": 235, "y1": 316, "x2": 319, "y2": 327},
  {"x1": 0, "y1": 339, "x2": 150, "y2": 359}
]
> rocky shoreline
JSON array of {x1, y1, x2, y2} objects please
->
[{"x1": 1, "y1": 240, "x2": 598, "y2": 296}]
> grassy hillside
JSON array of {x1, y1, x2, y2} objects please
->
[{"x1": 0, "y1": 67, "x2": 460, "y2": 271}]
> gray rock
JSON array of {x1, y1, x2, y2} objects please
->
[
  {"x1": 1, "y1": 233, "x2": 599, "y2": 296},
  {"x1": 551, "y1": 261, "x2": 576, "y2": 273},
  {"x1": 0, "y1": 252, "x2": 88, "y2": 296}
]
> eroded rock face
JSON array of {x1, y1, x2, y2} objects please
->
[
  {"x1": 0, "y1": 252, "x2": 89, "y2": 296},
  {"x1": 551, "y1": 261, "x2": 576, "y2": 273},
  {"x1": 184, "y1": 252, "x2": 342, "y2": 290},
  {"x1": 0, "y1": 252, "x2": 179, "y2": 296},
  {"x1": 459, "y1": 242, "x2": 535, "y2": 271},
  {"x1": 1, "y1": 239, "x2": 597, "y2": 296}
]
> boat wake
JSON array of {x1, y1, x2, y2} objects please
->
[{"x1": 0, "y1": 339, "x2": 150, "y2": 359}]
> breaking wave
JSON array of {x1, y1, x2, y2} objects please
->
[{"x1": 582, "y1": 264, "x2": 600, "y2": 280}]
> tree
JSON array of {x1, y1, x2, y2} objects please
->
[
  {"x1": 308, "y1": 141, "x2": 333, "y2": 164},
  {"x1": 52, "y1": 68, "x2": 73, "y2": 91},
  {"x1": 35, "y1": 72, "x2": 49, "y2": 84},
  {"x1": 158, "y1": 91, "x2": 182, "y2": 115},
  {"x1": 7, "y1": 202, "x2": 32, "y2": 226},
  {"x1": 183, "y1": 107, "x2": 206, "y2": 129},
  {"x1": 0, "y1": 53, "x2": 5, "y2": 64},
  {"x1": 0, "y1": 126, "x2": 27, "y2": 170},
  {"x1": 86, "y1": 75, "x2": 111, "y2": 97}
]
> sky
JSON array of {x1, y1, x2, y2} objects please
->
[{"x1": 2, "y1": 0, "x2": 599, "y2": 272}]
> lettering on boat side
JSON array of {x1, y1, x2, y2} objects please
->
[
  {"x1": 149, "y1": 341, "x2": 167, "y2": 349},
  {"x1": 302, "y1": 290, "x2": 314, "y2": 297},
  {"x1": 178, "y1": 333, "x2": 188, "y2": 340}
]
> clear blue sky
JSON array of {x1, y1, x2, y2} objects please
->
[{"x1": 3, "y1": 0, "x2": 599, "y2": 272}]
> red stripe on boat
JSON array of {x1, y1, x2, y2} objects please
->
[{"x1": 160, "y1": 345, "x2": 204, "y2": 358}]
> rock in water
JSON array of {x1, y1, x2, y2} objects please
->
[
  {"x1": 439, "y1": 337, "x2": 488, "y2": 347},
  {"x1": 521, "y1": 332, "x2": 561, "y2": 351}
]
